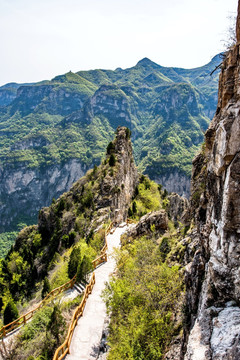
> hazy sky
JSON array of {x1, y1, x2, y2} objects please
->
[{"x1": 0, "y1": 0, "x2": 238, "y2": 85}]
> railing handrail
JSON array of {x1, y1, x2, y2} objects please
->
[
  {"x1": 0, "y1": 274, "x2": 77, "y2": 339},
  {"x1": 53, "y1": 222, "x2": 113, "y2": 359},
  {"x1": 52, "y1": 272, "x2": 96, "y2": 360},
  {"x1": 0, "y1": 221, "x2": 113, "y2": 339},
  {"x1": 127, "y1": 218, "x2": 137, "y2": 224}
]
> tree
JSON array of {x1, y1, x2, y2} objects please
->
[
  {"x1": 125, "y1": 127, "x2": 131, "y2": 139},
  {"x1": 109, "y1": 154, "x2": 116, "y2": 167},
  {"x1": 3, "y1": 300, "x2": 19, "y2": 325},
  {"x1": 132, "y1": 201, "x2": 137, "y2": 214},
  {"x1": 107, "y1": 141, "x2": 115, "y2": 154},
  {"x1": 41, "y1": 277, "x2": 51, "y2": 299},
  {"x1": 76, "y1": 255, "x2": 93, "y2": 282},
  {"x1": 128, "y1": 207, "x2": 133, "y2": 218},
  {"x1": 68, "y1": 246, "x2": 81, "y2": 279},
  {"x1": 47, "y1": 304, "x2": 65, "y2": 346}
]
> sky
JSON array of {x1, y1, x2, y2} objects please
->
[{"x1": 0, "y1": 0, "x2": 238, "y2": 86}]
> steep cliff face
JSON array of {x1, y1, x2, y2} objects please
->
[
  {"x1": 184, "y1": 3, "x2": 240, "y2": 358},
  {"x1": 0, "y1": 159, "x2": 87, "y2": 231},
  {"x1": 0, "y1": 57, "x2": 221, "y2": 235},
  {"x1": 37, "y1": 126, "x2": 139, "y2": 242},
  {"x1": 0, "y1": 127, "x2": 138, "y2": 301},
  {"x1": 95, "y1": 127, "x2": 139, "y2": 223},
  {"x1": 152, "y1": 171, "x2": 191, "y2": 198}
]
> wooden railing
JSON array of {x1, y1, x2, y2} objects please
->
[
  {"x1": 0, "y1": 222, "x2": 113, "y2": 340},
  {"x1": 92, "y1": 222, "x2": 113, "y2": 269},
  {"x1": 52, "y1": 272, "x2": 96, "y2": 360},
  {"x1": 53, "y1": 222, "x2": 113, "y2": 360},
  {"x1": 127, "y1": 218, "x2": 137, "y2": 224},
  {"x1": 0, "y1": 275, "x2": 77, "y2": 339}
]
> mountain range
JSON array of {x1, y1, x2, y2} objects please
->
[{"x1": 0, "y1": 55, "x2": 221, "y2": 237}]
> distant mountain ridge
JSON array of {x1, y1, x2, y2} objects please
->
[{"x1": 0, "y1": 55, "x2": 221, "y2": 234}]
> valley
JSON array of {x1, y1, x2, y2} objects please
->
[{"x1": 0, "y1": 55, "x2": 220, "y2": 251}]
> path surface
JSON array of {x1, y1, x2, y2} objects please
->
[{"x1": 66, "y1": 225, "x2": 126, "y2": 360}]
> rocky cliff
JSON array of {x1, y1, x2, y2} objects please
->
[
  {"x1": 183, "y1": 2, "x2": 240, "y2": 358},
  {"x1": 0, "y1": 127, "x2": 139, "y2": 300},
  {"x1": 0, "y1": 57, "x2": 220, "y2": 235},
  {"x1": 0, "y1": 159, "x2": 87, "y2": 231}
]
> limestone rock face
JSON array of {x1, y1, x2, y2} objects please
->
[
  {"x1": 152, "y1": 170, "x2": 191, "y2": 198},
  {"x1": 184, "y1": 3, "x2": 240, "y2": 358},
  {"x1": 167, "y1": 192, "x2": 190, "y2": 224},
  {"x1": 124, "y1": 210, "x2": 168, "y2": 239},
  {"x1": 96, "y1": 126, "x2": 139, "y2": 224},
  {"x1": 0, "y1": 159, "x2": 87, "y2": 231}
]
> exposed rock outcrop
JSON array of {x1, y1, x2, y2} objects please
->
[
  {"x1": 38, "y1": 126, "x2": 139, "y2": 242},
  {"x1": 183, "y1": 2, "x2": 240, "y2": 358},
  {"x1": 0, "y1": 159, "x2": 87, "y2": 232},
  {"x1": 95, "y1": 126, "x2": 139, "y2": 224},
  {"x1": 153, "y1": 172, "x2": 191, "y2": 198},
  {"x1": 167, "y1": 192, "x2": 190, "y2": 224},
  {"x1": 123, "y1": 210, "x2": 168, "y2": 240}
]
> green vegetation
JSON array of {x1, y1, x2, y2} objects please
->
[
  {"x1": 41, "y1": 277, "x2": 51, "y2": 299},
  {"x1": 3, "y1": 299, "x2": 19, "y2": 325},
  {"x1": 0, "y1": 132, "x2": 124, "y2": 305},
  {"x1": 8, "y1": 301, "x2": 73, "y2": 359},
  {"x1": 104, "y1": 237, "x2": 183, "y2": 360},
  {"x1": 109, "y1": 154, "x2": 116, "y2": 166},
  {"x1": 128, "y1": 175, "x2": 162, "y2": 219},
  {"x1": 68, "y1": 245, "x2": 81, "y2": 279},
  {"x1": 0, "y1": 128, "x2": 189, "y2": 359},
  {"x1": 76, "y1": 254, "x2": 93, "y2": 282},
  {"x1": 0, "y1": 231, "x2": 18, "y2": 258},
  {"x1": 0, "y1": 55, "x2": 220, "y2": 236}
]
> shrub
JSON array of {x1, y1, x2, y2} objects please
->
[
  {"x1": 61, "y1": 235, "x2": 69, "y2": 248},
  {"x1": 109, "y1": 154, "x2": 116, "y2": 167},
  {"x1": 134, "y1": 186, "x2": 139, "y2": 197},
  {"x1": 76, "y1": 255, "x2": 93, "y2": 282},
  {"x1": 3, "y1": 300, "x2": 19, "y2": 325},
  {"x1": 42, "y1": 277, "x2": 51, "y2": 299},
  {"x1": 128, "y1": 207, "x2": 133, "y2": 217},
  {"x1": 47, "y1": 304, "x2": 65, "y2": 346},
  {"x1": 107, "y1": 141, "x2": 115, "y2": 154},
  {"x1": 132, "y1": 201, "x2": 137, "y2": 214},
  {"x1": 81, "y1": 190, "x2": 94, "y2": 208},
  {"x1": 162, "y1": 189, "x2": 168, "y2": 199},
  {"x1": 125, "y1": 127, "x2": 131, "y2": 139},
  {"x1": 55, "y1": 198, "x2": 66, "y2": 215},
  {"x1": 159, "y1": 237, "x2": 171, "y2": 262},
  {"x1": 68, "y1": 231, "x2": 76, "y2": 246},
  {"x1": 104, "y1": 238, "x2": 183, "y2": 360},
  {"x1": 68, "y1": 246, "x2": 81, "y2": 279},
  {"x1": 93, "y1": 164, "x2": 98, "y2": 174}
]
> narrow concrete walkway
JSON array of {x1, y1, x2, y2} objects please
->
[{"x1": 66, "y1": 225, "x2": 126, "y2": 360}]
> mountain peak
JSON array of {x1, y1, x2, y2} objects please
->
[{"x1": 136, "y1": 57, "x2": 159, "y2": 67}]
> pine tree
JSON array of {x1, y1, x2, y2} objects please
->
[
  {"x1": 47, "y1": 304, "x2": 65, "y2": 345},
  {"x1": 68, "y1": 246, "x2": 81, "y2": 279},
  {"x1": 3, "y1": 300, "x2": 19, "y2": 325},
  {"x1": 109, "y1": 154, "x2": 116, "y2": 167},
  {"x1": 132, "y1": 201, "x2": 137, "y2": 214},
  {"x1": 107, "y1": 141, "x2": 115, "y2": 154},
  {"x1": 77, "y1": 255, "x2": 93, "y2": 282}
]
